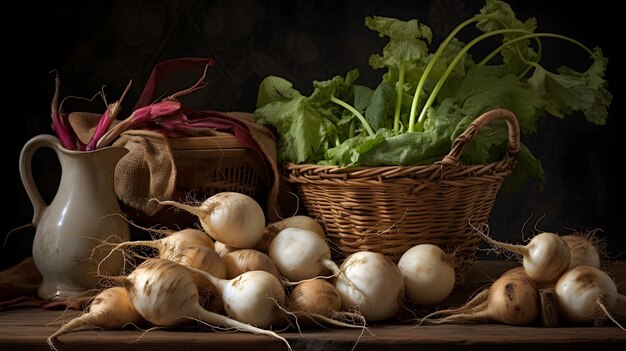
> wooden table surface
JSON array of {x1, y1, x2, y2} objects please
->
[{"x1": 1, "y1": 260, "x2": 625, "y2": 351}]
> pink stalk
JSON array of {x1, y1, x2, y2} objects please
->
[
  {"x1": 86, "y1": 80, "x2": 133, "y2": 151},
  {"x1": 95, "y1": 100, "x2": 182, "y2": 149},
  {"x1": 51, "y1": 75, "x2": 78, "y2": 150}
]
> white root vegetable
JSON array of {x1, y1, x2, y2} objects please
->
[
  {"x1": 422, "y1": 267, "x2": 539, "y2": 325},
  {"x1": 47, "y1": 287, "x2": 142, "y2": 350},
  {"x1": 223, "y1": 249, "x2": 280, "y2": 279},
  {"x1": 561, "y1": 235, "x2": 601, "y2": 269},
  {"x1": 288, "y1": 279, "x2": 366, "y2": 329},
  {"x1": 555, "y1": 265, "x2": 625, "y2": 330},
  {"x1": 214, "y1": 241, "x2": 238, "y2": 257},
  {"x1": 193, "y1": 269, "x2": 287, "y2": 328},
  {"x1": 168, "y1": 245, "x2": 227, "y2": 279},
  {"x1": 480, "y1": 231, "x2": 570, "y2": 284},
  {"x1": 269, "y1": 227, "x2": 339, "y2": 282},
  {"x1": 168, "y1": 245, "x2": 227, "y2": 312},
  {"x1": 120, "y1": 258, "x2": 290, "y2": 349},
  {"x1": 397, "y1": 244, "x2": 456, "y2": 305},
  {"x1": 335, "y1": 251, "x2": 405, "y2": 322},
  {"x1": 157, "y1": 192, "x2": 265, "y2": 249},
  {"x1": 102, "y1": 228, "x2": 214, "y2": 264},
  {"x1": 255, "y1": 215, "x2": 325, "y2": 252}
]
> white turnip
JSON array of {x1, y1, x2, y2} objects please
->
[
  {"x1": 335, "y1": 251, "x2": 405, "y2": 322},
  {"x1": 397, "y1": 244, "x2": 456, "y2": 305},
  {"x1": 119, "y1": 258, "x2": 291, "y2": 348},
  {"x1": 255, "y1": 215, "x2": 325, "y2": 252},
  {"x1": 157, "y1": 192, "x2": 265, "y2": 249},
  {"x1": 222, "y1": 249, "x2": 280, "y2": 279},
  {"x1": 561, "y1": 234, "x2": 601, "y2": 269},
  {"x1": 269, "y1": 227, "x2": 339, "y2": 282},
  {"x1": 288, "y1": 278, "x2": 366, "y2": 329},
  {"x1": 480, "y1": 231, "x2": 570, "y2": 284},
  {"x1": 555, "y1": 265, "x2": 624, "y2": 330}
]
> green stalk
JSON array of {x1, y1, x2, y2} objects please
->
[
  {"x1": 330, "y1": 95, "x2": 375, "y2": 137},
  {"x1": 349, "y1": 119, "x2": 356, "y2": 139},
  {"x1": 407, "y1": 15, "x2": 484, "y2": 132},
  {"x1": 477, "y1": 33, "x2": 594, "y2": 67},
  {"x1": 414, "y1": 28, "x2": 533, "y2": 130},
  {"x1": 393, "y1": 61, "x2": 406, "y2": 132}
]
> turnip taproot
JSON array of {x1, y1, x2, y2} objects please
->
[
  {"x1": 47, "y1": 287, "x2": 142, "y2": 350},
  {"x1": 157, "y1": 192, "x2": 265, "y2": 249},
  {"x1": 480, "y1": 231, "x2": 570, "y2": 284},
  {"x1": 119, "y1": 259, "x2": 291, "y2": 348},
  {"x1": 422, "y1": 267, "x2": 539, "y2": 325},
  {"x1": 100, "y1": 228, "x2": 214, "y2": 267}
]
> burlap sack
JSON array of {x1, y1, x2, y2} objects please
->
[{"x1": 112, "y1": 130, "x2": 177, "y2": 215}]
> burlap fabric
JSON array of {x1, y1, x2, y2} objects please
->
[{"x1": 69, "y1": 111, "x2": 280, "y2": 221}]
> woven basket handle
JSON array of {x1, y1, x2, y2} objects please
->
[{"x1": 441, "y1": 108, "x2": 520, "y2": 166}]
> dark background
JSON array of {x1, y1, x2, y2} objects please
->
[{"x1": 2, "y1": 0, "x2": 624, "y2": 269}]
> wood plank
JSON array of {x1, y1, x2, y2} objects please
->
[{"x1": 1, "y1": 261, "x2": 624, "y2": 351}]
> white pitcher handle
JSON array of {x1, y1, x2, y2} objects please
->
[{"x1": 19, "y1": 134, "x2": 63, "y2": 226}]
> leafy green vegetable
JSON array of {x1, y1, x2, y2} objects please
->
[{"x1": 253, "y1": 0, "x2": 611, "y2": 192}]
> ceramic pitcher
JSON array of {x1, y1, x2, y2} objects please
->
[{"x1": 19, "y1": 134, "x2": 130, "y2": 300}]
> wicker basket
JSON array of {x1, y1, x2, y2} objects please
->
[
  {"x1": 284, "y1": 109, "x2": 520, "y2": 280},
  {"x1": 124, "y1": 135, "x2": 270, "y2": 228}
]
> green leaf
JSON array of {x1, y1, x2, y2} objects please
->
[
  {"x1": 256, "y1": 76, "x2": 302, "y2": 108},
  {"x1": 527, "y1": 48, "x2": 611, "y2": 125},
  {"x1": 366, "y1": 16, "x2": 432, "y2": 70},
  {"x1": 365, "y1": 16, "x2": 432, "y2": 43},
  {"x1": 254, "y1": 96, "x2": 337, "y2": 164},
  {"x1": 309, "y1": 69, "x2": 360, "y2": 105},
  {"x1": 364, "y1": 80, "x2": 395, "y2": 131},
  {"x1": 456, "y1": 66, "x2": 547, "y2": 134},
  {"x1": 501, "y1": 144, "x2": 544, "y2": 193},
  {"x1": 477, "y1": 0, "x2": 539, "y2": 74}
]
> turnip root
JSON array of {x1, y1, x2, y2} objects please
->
[
  {"x1": 555, "y1": 265, "x2": 625, "y2": 330},
  {"x1": 192, "y1": 269, "x2": 287, "y2": 328},
  {"x1": 480, "y1": 230, "x2": 570, "y2": 284},
  {"x1": 422, "y1": 267, "x2": 539, "y2": 325},
  {"x1": 119, "y1": 258, "x2": 290, "y2": 348},
  {"x1": 561, "y1": 234, "x2": 601, "y2": 269},
  {"x1": 101, "y1": 228, "x2": 214, "y2": 267},
  {"x1": 269, "y1": 227, "x2": 339, "y2": 282},
  {"x1": 335, "y1": 251, "x2": 405, "y2": 322},
  {"x1": 168, "y1": 245, "x2": 227, "y2": 279},
  {"x1": 157, "y1": 192, "x2": 265, "y2": 249},
  {"x1": 255, "y1": 215, "x2": 325, "y2": 252},
  {"x1": 214, "y1": 241, "x2": 238, "y2": 257},
  {"x1": 47, "y1": 287, "x2": 142, "y2": 350},
  {"x1": 222, "y1": 249, "x2": 280, "y2": 279},
  {"x1": 397, "y1": 244, "x2": 455, "y2": 305},
  {"x1": 168, "y1": 245, "x2": 227, "y2": 312},
  {"x1": 288, "y1": 279, "x2": 366, "y2": 329}
]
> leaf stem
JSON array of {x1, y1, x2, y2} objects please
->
[{"x1": 330, "y1": 96, "x2": 375, "y2": 136}]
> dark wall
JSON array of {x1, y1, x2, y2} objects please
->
[{"x1": 3, "y1": 0, "x2": 624, "y2": 269}]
